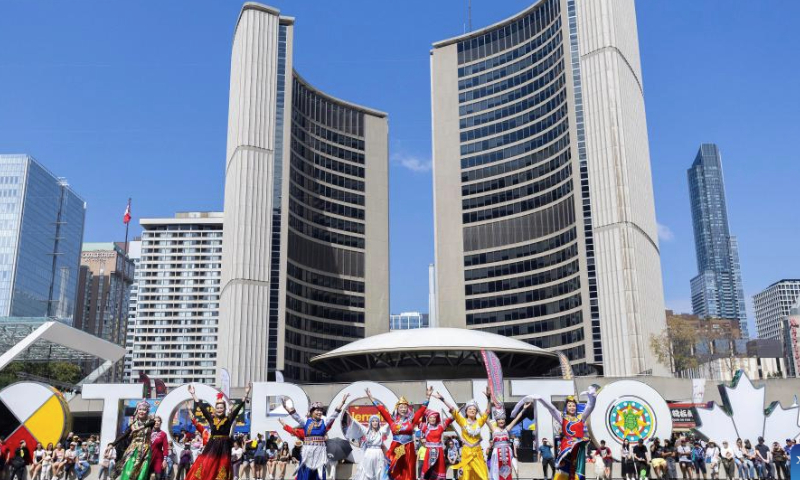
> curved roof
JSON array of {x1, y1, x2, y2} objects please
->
[
  {"x1": 293, "y1": 71, "x2": 388, "y2": 119},
  {"x1": 432, "y1": 0, "x2": 545, "y2": 49},
  {"x1": 310, "y1": 328, "x2": 561, "y2": 381}
]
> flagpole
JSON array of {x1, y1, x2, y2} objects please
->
[{"x1": 124, "y1": 198, "x2": 131, "y2": 255}]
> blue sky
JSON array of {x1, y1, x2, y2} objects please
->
[{"x1": 1, "y1": 1, "x2": 798, "y2": 334}]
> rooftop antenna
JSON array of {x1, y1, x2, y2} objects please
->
[{"x1": 468, "y1": 0, "x2": 473, "y2": 32}]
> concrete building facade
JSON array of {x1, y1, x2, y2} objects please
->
[
  {"x1": 430, "y1": 0, "x2": 667, "y2": 375},
  {"x1": 122, "y1": 239, "x2": 142, "y2": 381},
  {"x1": 219, "y1": 3, "x2": 389, "y2": 386},
  {"x1": 129, "y1": 213, "x2": 223, "y2": 387},
  {"x1": 754, "y1": 279, "x2": 800, "y2": 341},
  {"x1": 688, "y1": 144, "x2": 748, "y2": 337}
]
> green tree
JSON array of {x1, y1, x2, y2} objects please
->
[
  {"x1": 650, "y1": 318, "x2": 700, "y2": 373},
  {"x1": 0, "y1": 361, "x2": 83, "y2": 388}
]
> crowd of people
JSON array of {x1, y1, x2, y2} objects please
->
[{"x1": 0, "y1": 385, "x2": 795, "y2": 480}]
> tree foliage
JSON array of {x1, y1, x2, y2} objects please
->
[
  {"x1": 650, "y1": 318, "x2": 699, "y2": 372},
  {"x1": 0, "y1": 361, "x2": 82, "y2": 388}
]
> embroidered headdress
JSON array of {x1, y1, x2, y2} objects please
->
[
  {"x1": 425, "y1": 409, "x2": 440, "y2": 423},
  {"x1": 492, "y1": 407, "x2": 506, "y2": 421},
  {"x1": 309, "y1": 401, "x2": 324, "y2": 413},
  {"x1": 135, "y1": 400, "x2": 149, "y2": 413}
]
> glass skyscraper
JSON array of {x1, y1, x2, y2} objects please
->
[
  {"x1": 688, "y1": 144, "x2": 748, "y2": 337},
  {"x1": 0, "y1": 155, "x2": 86, "y2": 322}
]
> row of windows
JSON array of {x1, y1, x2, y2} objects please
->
[
  {"x1": 293, "y1": 77, "x2": 364, "y2": 136},
  {"x1": 466, "y1": 260, "x2": 579, "y2": 296},
  {"x1": 286, "y1": 313, "x2": 365, "y2": 339},
  {"x1": 292, "y1": 130, "x2": 365, "y2": 165},
  {"x1": 459, "y1": 42, "x2": 562, "y2": 103},
  {"x1": 291, "y1": 153, "x2": 364, "y2": 192},
  {"x1": 291, "y1": 140, "x2": 365, "y2": 178},
  {"x1": 525, "y1": 326, "x2": 585, "y2": 349},
  {"x1": 293, "y1": 109, "x2": 365, "y2": 150},
  {"x1": 287, "y1": 261, "x2": 365, "y2": 293},
  {"x1": 464, "y1": 228, "x2": 576, "y2": 267},
  {"x1": 287, "y1": 278, "x2": 364, "y2": 309},
  {"x1": 290, "y1": 170, "x2": 364, "y2": 206},
  {"x1": 461, "y1": 104, "x2": 567, "y2": 156},
  {"x1": 461, "y1": 89, "x2": 566, "y2": 142},
  {"x1": 461, "y1": 117, "x2": 568, "y2": 169},
  {"x1": 463, "y1": 198, "x2": 574, "y2": 252},
  {"x1": 465, "y1": 243, "x2": 578, "y2": 281},
  {"x1": 463, "y1": 180, "x2": 572, "y2": 223},
  {"x1": 286, "y1": 295, "x2": 364, "y2": 324},
  {"x1": 457, "y1": 0, "x2": 560, "y2": 65},
  {"x1": 467, "y1": 292, "x2": 581, "y2": 325},
  {"x1": 459, "y1": 22, "x2": 561, "y2": 87},
  {"x1": 290, "y1": 184, "x2": 364, "y2": 220},
  {"x1": 289, "y1": 201, "x2": 365, "y2": 235},
  {"x1": 285, "y1": 328, "x2": 354, "y2": 353},
  {"x1": 463, "y1": 147, "x2": 570, "y2": 197},
  {"x1": 460, "y1": 58, "x2": 563, "y2": 116},
  {"x1": 287, "y1": 231, "x2": 365, "y2": 277},
  {"x1": 477, "y1": 310, "x2": 582, "y2": 336},
  {"x1": 463, "y1": 163, "x2": 571, "y2": 211},
  {"x1": 462, "y1": 135, "x2": 569, "y2": 182},
  {"x1": 466, "y1": 276, "x2": 581, "y2": 310},
  {"x1": 288, "y1": 213, "x2": 365, "y2": 249}
]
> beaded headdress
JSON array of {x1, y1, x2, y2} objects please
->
[
  {"x1": 309, "y1": 401, "x2": 324, "y2": 413},
  {"x1": 425, "y1": 409, "x2": 440, "y2": 423},
  {"x1": 492, "y1": 407, "x2": 506, "y2": 421},
  {"x1": 135, "y1": 400, "x2": 149, "y2": 412}
]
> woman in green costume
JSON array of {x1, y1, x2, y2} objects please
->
[{"x1": 113, "y1": 400, "x2": 155, "y2": 480}]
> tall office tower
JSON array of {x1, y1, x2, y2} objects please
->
[
  {"x1": 122, "y1": 239, "x2": 142, "y2": 381},
  {"x1": 431, "y1": 0, "x2": 668, "y2": 376},
  {"x1": 219, "y1": 4, "x2": 389, "y2": 385},
  {"x1": 753, "y1": 280, "x2": 800, "y2": 341},
  {"x1": 428, "y1": 264, "x2": 438, "y2": 327},
  {"x1": 130, "y1": 213, "x2": 223, "y2": 387},
  {"x1": 688, "y1": 144, "x2": 748, "y2": 337},
  {"x1": 0, "y1": 154, "x2": 86, "y2": 321}
]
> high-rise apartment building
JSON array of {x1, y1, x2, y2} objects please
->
[
  {"x1": 129, "y1": 213, "x2": 222, "y2": 387},
  {"x1": 430, "y1": 0, "x2": 667, "y2": 375},
  {"x1": 219, "y1": 4, "x2": 389, "y2": 385},
  {"x1": 688, "y1": 144, "x2": 748, "y2": 337},
  {"x1": 753, "y1": 280, "x2": 800, "y2": 341},
  {"x1": 122, "y1": 239, "x2": 142, "y2": 381},
  {"x1": 0, "y1": 154, "x2": 86, "y2": 322}
]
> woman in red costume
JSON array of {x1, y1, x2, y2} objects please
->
[
  {"x1": 365, "y1": 387, "x2": 433, "y2": 480},
  {"x1": 419, "y1": 410, "x2": 453, "y2": 480},
  {"x1": 186, "y1": 383, "x2": 252, "y2": 480},
  {"x1": 149, "y1": 416, "x2": 170, "y2": 480}
]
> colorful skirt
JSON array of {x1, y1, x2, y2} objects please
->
[
  {"x1": 118, "y1": 446, "x2": 151, "y2": 480},
  {"x1": 387, "y1": 441, "x2": 417, "y2": 480},
  {"x1": 422, "y1": 446, "x2": 446, "y2": 480},
  {"x1": 186, "y1": 437, "x2": 233, "y2": 480},
  {"x1": 488, "y1": 445, "x2": 513, "y2": 480},
  {"x1": 450, "y1": 445, "x2": 489, "y2": 480},
  {"x1": 553, "y1": 438, "x2": 589, "y2": 480}
]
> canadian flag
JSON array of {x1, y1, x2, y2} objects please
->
[{"x1": 123, "y1": 199, "x2": 131, "y2": 225}]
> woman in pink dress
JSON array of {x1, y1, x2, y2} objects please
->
[{"x1": 150, "y1": 416, "x2": 170, "y2": 480}]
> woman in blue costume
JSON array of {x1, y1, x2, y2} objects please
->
[
  {"x1": 512, "y1": 386, "x2": 597, "y2": 480},
  {"x1": 282, "y1": 394, "x2": 349, "y2": 480}
]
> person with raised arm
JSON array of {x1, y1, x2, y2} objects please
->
[
  {"x1": 185, "y1": 382, "x2": 252, "y2": 480},
  {"x1": 434, "y1": 388, "x2": 492, "y2": 480},
  {"x1": 345, "y1": 414, "x2": 388, "y2": 480},
  {"x1": 510, "y1": 386, "x2": 598, "y2": 480},
  {"x1": 281, "y1": 394, "x2": 349, "y2": 480},
  {"x1": 113, "y1": 401, "x2": 155, "y2": 480},
  {"x1": 365, "y1": 387, "x2": 432, "y2": 480},
  {"x1": 487, "y1": 402, "x2": 530, "y2": 480}
]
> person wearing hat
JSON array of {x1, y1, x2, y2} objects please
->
[
  {"x1": 366, "y1": 386, "x2": 433, "y2": 480},
  {"x1": 417, "y1": 408, "x2": 454, "y2": 480},
  {"x1": 435, "y1": 387, "x2": 492, "y2": 480},
  {"x1": 720, "y1": 440, "x2": 735, "y2": 480},
  {"x1": 112, "y1": 400, "x2": 155, "y2": 480},
  {"x1": 486, "y1": 402, "x2": 530, "y2": 480},
  {"x1": 281, "y1": 393, "x2": 349, "y2": 480},
  {"x1": 345, "y1": 413, "x2": 388, "y2": 480}
]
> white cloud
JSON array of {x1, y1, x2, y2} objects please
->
[
  {"x1": 391, "y1": 153, "x2": 431, "y2": 173},
  {"x1": 657, "y1": 222, "x2": 674, "y2": 242}
]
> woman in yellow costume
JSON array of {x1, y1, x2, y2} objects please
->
[{"x1": 433, "y1": 387, "x2": 491, "y2": 480}]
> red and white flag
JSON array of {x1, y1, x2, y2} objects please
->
[{"x1": 123, "y1": 199, "x2": 132, "y2": 225}]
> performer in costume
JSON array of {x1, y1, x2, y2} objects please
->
[
  {"x1": 486, "y1": 403, "x2": 530, "y2": 480},
  {"x1": 345, "y1": 414, "x2": 387, "y2": 480},
  {"x1": 113, "y1": 400, "x2": 155, "y2": 480},
  {"x1": 281, "y1": 394, "x2": 350, "y2": 480},
  {"x1": 419, "y1": 409, "x2": 453, "y2": 480},
  {"x1": 434, "y1": 388, "x2": 492, "y2": 480},
  {"x1": 512, "y1": 386, "x2": 597, "y2": 480},
  {"x1": 365, "y1": 387, "x2": 432, "y2": 480},
  {"x1": 150, "y1": 416, "x2": 170, "y2": 480},
  {"x1": 186, "y1": 382, "x2": 252, "y2": 480}
]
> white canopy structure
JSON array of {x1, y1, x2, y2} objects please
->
[
  {"x1": 0, "y1": 320, "x2": 126, "y2": 385},
  {"x1": 310, "y1": 327, "x2": 561, "y2": 381}
]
